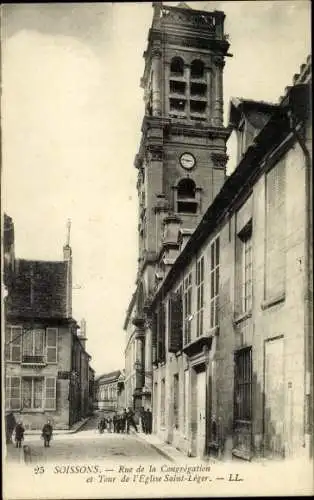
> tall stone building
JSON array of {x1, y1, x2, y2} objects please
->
[{"x1": 124, "y1": 2, "x2": 231, "y2": 416}]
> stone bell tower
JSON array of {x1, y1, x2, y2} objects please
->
[{"x1": 130, "y1": 1, "x2": 230, "y2": 410}]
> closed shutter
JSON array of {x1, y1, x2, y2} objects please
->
[
  {"x1": 46, "y1": 328, "x2": 58, "y2": 363},
  {"x1": 157, "y1": 303, "x2": 166, "y2": 362},
  {"x1": 168, "y1": 292, "x2": 183, "y2": 353},
  {"x1": 152, "y1": 312, "x2": 158, "y2": 364},
  {"x1": 45, "y1": 377, "x2": 57, "y2": 410},
  {"x1": 6, "y1": 376, "x2": 21, "y2": 410}
]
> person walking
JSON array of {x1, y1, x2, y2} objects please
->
[
  {"x1": 126, "y1": 408, "x2": 138, "y2": 434},
  {"x1": 6, "y1": 412, "x2": 16, "y2": 444},
  {"x1": 113, "y1": 414, "x2": 117, "y2": 433},
  {"x1": 141, "y1": 409, "x2": 147, "y2": 434},
  {"x1": 146, "y1": 409, "x2": 152, "y2": 434},
  {"x1": 42, "y1": 420, "x2": 53, "y2": 447},
  {"x1": 14, "y1": 421, "x2": 25, "y2": 448}
]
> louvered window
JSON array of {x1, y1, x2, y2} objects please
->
[
  {"x1": 210, "y1": 237, "x2": 220, "y2": 328},
  {"x1": 196, "y1": 256, "x2": 204, "y2": 337},
  {"x1": 168, "y1": 291, "x2": 183, "y2": 353},
  {"x1": 265, "y1": 159, "x2": 286, "y2": 299}
]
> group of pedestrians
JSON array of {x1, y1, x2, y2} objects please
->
[
  {"x1": 98, "y1": 408, "x2": 138, "y2": 434},
  {"x1": 5, "y1": 412, "x2": 53, "y2": 448}
]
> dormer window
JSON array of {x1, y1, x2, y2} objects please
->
[{"x1": 177, "y1": 178, "x2": 198, "y2": 214}]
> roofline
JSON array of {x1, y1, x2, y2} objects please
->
[{"x1": 150, "y1": 83, "x2": 310, "y2": 307}]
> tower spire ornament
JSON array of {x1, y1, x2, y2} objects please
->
[{"x1": 66, "y1": 218, "x2": 71, "y2": 247}]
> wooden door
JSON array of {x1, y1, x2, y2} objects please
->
[{"x1": 196, "y1": 370, "x2": 206, "y2": 457}]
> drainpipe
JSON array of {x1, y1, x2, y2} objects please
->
[{"x1": 287, "y1": 107, "x2": 312, "y2": 458}]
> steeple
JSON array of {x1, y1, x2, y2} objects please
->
[{"x1": 63, "y1": 218, "x2": 72, "y2": 261}]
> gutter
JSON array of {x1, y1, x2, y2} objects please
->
[{"x1": 287, "y1": 107, "x2": 313, "y2": 458}]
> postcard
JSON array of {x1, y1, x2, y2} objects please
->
[{"x1": 2, "y1": 2, "x2": 313, "y2": 499}]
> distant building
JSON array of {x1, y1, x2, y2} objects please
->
[
  {"x1": 94, "y1": 370, "x2": 125, "y2": 413},
  {"x1": 4, "y1": 220, "x2": 94, "y2": 430}
]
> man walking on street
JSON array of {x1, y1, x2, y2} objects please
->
[
  {"x1": 126, "y1": 408, "x2": 138, "y2": 434},
  {"x1": 42, "y1": 420, "x2": 53, "y2": 447},
  {"x1": 14, "y1": 421, "x2": 25, "y2": 448},
  {"x1": 146, "y1": 409, "x2": 152, "y2": 434}
]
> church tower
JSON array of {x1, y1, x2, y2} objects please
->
[{"x1": 129, "y1": 1, "x2": 230, "y2": 411}]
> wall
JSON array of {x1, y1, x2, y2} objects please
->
[{"x1": 6, "y1": 324, "x2": 72, "y2": 430}]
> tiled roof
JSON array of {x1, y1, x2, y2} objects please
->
[
  {"x1": 95, "y1": 370, "x2": 121, "y2": 382},
  {"x1": 6, "y1": 259, "x2": 68, "y2": 318},
  {"x1": 228, "y1": 97, "x2": 278, "y2": 130}
]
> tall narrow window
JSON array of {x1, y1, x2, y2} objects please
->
[
  {"x1": 173, "y1": 374, "x2": 179, "y2": 429},
  {"x1": 196, "y1": 256, "x2": 204, "y2": 337},
  {"x1": 45, "y1": 377, "x2": 57, "y2": 410},
  {"x1": 184, "y1": 370, "x2": 189, "y2": 437},
  {"x1": 157, "y1": 303, "x2": 166, "y2": 363},
  {"x1": 234, "y1": 348, "x2": 252, "y2": 425},
  {"x1": 160, "y1": 378, "x2": 166, "y2": 427},
  {"x1": 46, "y1": 328, "x2": 58, "y2": 363},
  {"x1": 168, "y1": 291, "x2": 183, "y2": 353},
  {"x1": 183, "y1": 272, "x2": 192, "y2": 345},
  {"x1": 210, "y1": 237, "x2": 220, "y2": 328},
  {"x1": 236, "y1": 221, "x2": 253, "y2": 314},
  {"x1": 265, "y1": 159, "x2": 286, "y2": 299},
  {"x1": 242, "y1": 232, "x2": 253, "y2": 312}
]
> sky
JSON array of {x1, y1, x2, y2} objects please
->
[{"x1": 1, "y1": 1, "x2": 311, "y2": 376}]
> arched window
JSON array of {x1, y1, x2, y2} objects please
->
[
  {"x1": 178, "y1": 178, "x2": 196, "y2": 199},
  {"x1": 170, "y1": 57, "x2": 184, "y2": 76},
  {"x1": 177, "y1": 178, "x2": 198, "y2": 214},
  {"x1": 191, "y1": 59, "x2": 205, "y2": 79}
]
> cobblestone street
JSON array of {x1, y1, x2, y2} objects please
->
[{"x1": 6, "y1": 416, "x2": 168, "y2": 465}]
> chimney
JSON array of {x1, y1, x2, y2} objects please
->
[
  {"x1": 78, "y1": 318, "x2": 87, "y2": 350},
  {"x1": 63, "y1": 219, "x2": 72, "y2": 318}
]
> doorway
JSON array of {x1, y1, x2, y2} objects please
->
[{"x1": 196, "y1": 369, "x2": 206, "y2": 457}]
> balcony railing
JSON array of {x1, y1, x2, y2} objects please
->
[{"x1": 22, "y1": 355, "x2": 46, "y2": 365}]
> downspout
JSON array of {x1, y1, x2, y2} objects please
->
[{"x1": 287, "y1": 108, "x2": 312, "y2": 458}]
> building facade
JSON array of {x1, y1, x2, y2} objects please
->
[
  {"x1": 125, "y1": 2, "x2": 312, "y2": 462},
  {"x1": 94, "y1": 370, "x2": 125, "y2": 413},
  {"x1": 4, "y1": 220, "x2": 94, "y2": 430},
  {"x1": 148, "y1": 60, "x2": 312, "y2": 460},
  {"x1": 124, "y1": 1, "x2": 230, "y2": 415}
]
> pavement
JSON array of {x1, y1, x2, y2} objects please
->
[
  {"x1": 5, "y1": 415, "x2": 175, "y2": 465},
  {"x1": 24, "y1": 416, "x2": 91, "y2": 435},
  {"x1": 131, "y1": 430, "x2": 187, "y2": 463}
]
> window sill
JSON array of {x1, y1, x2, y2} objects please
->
[
  {"x1": 261, "y1": 294, "x2": 285, "y2": 310},
  {"x1": 233, "y1": 311, "x2": 252, "y2": 325},
  {"x1": 20, "y1": 409, "x2": 46, "y2": 413}
]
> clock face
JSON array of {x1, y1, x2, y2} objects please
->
[{"x1": 180, "y1": 152, "x2": 196, "y2": 170}]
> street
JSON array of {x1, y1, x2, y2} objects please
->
[{"x1": 6, "y1": 415, "x2": 167, "y2": 465}]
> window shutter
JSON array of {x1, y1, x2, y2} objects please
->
[
  {"x1": 157, "y1": 303, "x2": 166, "y2": 362},
  {"x1": 45, "y1": 377, "x2": 56, "y2": 410},
  {"x1": 46, "y1": 328, "x2": 58, "y2": 363},
  {"x1": 7, "y1": 326, "x2": 22, "y2": 362},
  {"x1": 168, "y1": 292, "x2": 183, "y2": 353},
  {"x1": 11, "y1": 376, "x2": 21, "y2": 409},
  {"x1": 152, "y1": 312, "x2": 158, "y2": 364},
  {"x1": 5, "y1": 377, "x2": 11, "y2": 409}
]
